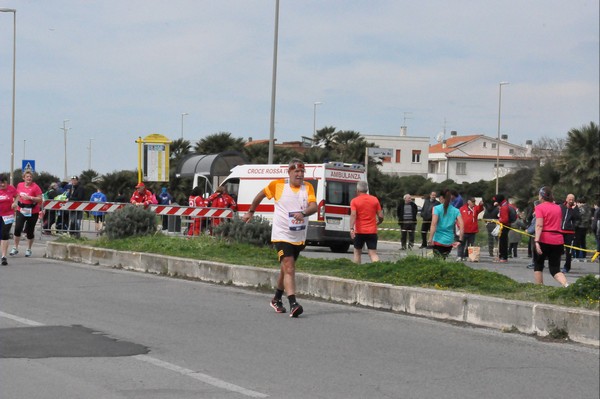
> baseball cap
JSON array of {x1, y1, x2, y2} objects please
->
[{"x1": 136, "y1": 182, "x2": 145, "y2": 188}]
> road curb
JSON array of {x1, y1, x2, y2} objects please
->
[{"x1": 46, "y1": 242, "x2": 599, "y2": 347}]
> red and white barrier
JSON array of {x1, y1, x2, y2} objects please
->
[{"x1": 42, "y1": 201, "x2": 234, "y2": 219}]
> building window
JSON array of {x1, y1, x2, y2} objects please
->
[
  {"x1": 491, "y1": 143, "x2": 497, "y2": 149},
  {"x1": 482, "y1": 142, "x2": 487, "y2": 148},
  {"x1": 411, "y1": 150, "x2": 421, "y2": 163},
  {"x1": 509, "y1": 148, "x2": 514, "y2": 155},
  {"x1": 395, "y1": 149, "x2": 401, "y2": 163},
  {"x1": 382, "y1": 156, "x2": 391, "y2": 163},
  {"x1": 456, "y1": 162, "x2": 466, "y2": 175}
]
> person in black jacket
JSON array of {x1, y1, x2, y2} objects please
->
[
  {"x1": 482, "y1": 200, "x2": 500, "y2": 257},
  {"x1": 397, "y1": 194, "x2": 418, "y2": 250},
  {"x1": 67, "y1": 176, "x2": 86, "y2": 238},
  {"x1": 559, "y1": 193, "x2": 580, "y2": 273},
  {"x1": 420, "y1": 191, "x2": 440, "y2": 248}
]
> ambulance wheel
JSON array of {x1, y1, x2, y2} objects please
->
[{"x1": 329, "y1": 243, "x2": 350, "y2": 253}]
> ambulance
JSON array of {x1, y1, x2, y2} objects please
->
[{"x1": 195, "y1": 162, "x2": 366, "y2": 252}]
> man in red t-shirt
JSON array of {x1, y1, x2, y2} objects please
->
[{"x1": 349, "y1": 181, "x2": 384, "y2": 264}]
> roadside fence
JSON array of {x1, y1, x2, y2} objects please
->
[{"x1": 39, "y1": 200, "x2": 235, "y2": 239}]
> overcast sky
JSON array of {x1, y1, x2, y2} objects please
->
[{"x1": 1, "y1": 0, "x2": 598, "y2": 179}]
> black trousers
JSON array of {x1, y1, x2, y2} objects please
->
[{"x1": 499, "y1": 226, "x2": 509, "y2": 260}]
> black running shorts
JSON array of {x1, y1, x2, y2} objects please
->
[{"x1": 275, "y1": 242, "x2": 305, "y2": 263}]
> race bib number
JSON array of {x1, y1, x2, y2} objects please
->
[
  {"x1": 288, "y1": 211, "x2": 307, "y2": 231},
  {"x1": 2, "y1": 215, "x2": 14, "y2": 224},
  {"x1": 20, "y1": 207, "x2": 32, "y2": 217}
]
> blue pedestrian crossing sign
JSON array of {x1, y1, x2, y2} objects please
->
[{"x1": 22, "y1": 160, "x2": 35, "y2": 173}]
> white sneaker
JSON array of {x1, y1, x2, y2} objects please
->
[
  {"x1": 25, "y1": 249, "x2": 32, "y2": 257},
  {"x1": 9, "y1": 247, "x2": 18, "y2": 256}
]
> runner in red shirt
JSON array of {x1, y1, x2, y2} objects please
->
[{"x1": 349, "y1": 181, "x2": 384, "y2": 264}]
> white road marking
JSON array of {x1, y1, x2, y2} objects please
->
[
  {"x1": 0, "y1": 311, "x2": 268, "y2": 398},
  {"x1": 0, "y1": 311, "x2": 45, "y2": 326},
  {"x1": 134, "y1": 354, "x2": 269, "y2": 398}
]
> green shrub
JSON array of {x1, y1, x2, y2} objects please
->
[
  {"x1": 548, "y1": 275, "x2": 600, "y2": 307},
  {"x1": 104, "y1": 205, "x2": 157, "y2": 239},
  {"x1": 212, "y1": 215, "x2": 272, "y2": 246}
]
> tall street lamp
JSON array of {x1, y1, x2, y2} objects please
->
[
  {"x1": 313, "y1": 102, "x2": 323, "y2": 136},
  {"x1": 181, "y1": 112, "x2": 188, "y2": 139},
  {"x1": 60, "y1": 119, "x2": 70, "y2": 181},
  {"x1": 267, "y1": 0, "x2": 280, "y2": 164},
  {"x1": 1, "y1": 8, "x2": 17, "y2": 185},
  {"x1": 495, "y1": 82, "x2": 509, "y2": 193}
]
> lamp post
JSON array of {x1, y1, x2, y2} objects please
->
[
  {"x1": 267, "y1": 0, "x2": 280, "y2": 164},
  {"x1": 313, "y1": 102, "x2": 323, "y2": 136},
  {"x1": 495, "y1": 82, "x2": 509, "y2": 193},
  {"x1": 60, "y1": 119, "x2": 70, "y2": 181},
  {"x1": 181, "y1": 112, "x2": 188, "y2": 139},
  {"x1": 1, "y1": 8, "x2": 16, "y2": 185},
  {"x1": 88, "y1": 138, "x2": 94, "y2": 170},
  {"x1": 23, "y1": 139, "x2": 25, "y2": 158}
]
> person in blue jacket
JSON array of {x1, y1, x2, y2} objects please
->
[{"x1": 90, "y1": 187, "x2": 107, "y2": 235}]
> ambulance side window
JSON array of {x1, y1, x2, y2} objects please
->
[
  {"x1": 327, "y1": 181, "x2": 345, "y2": 205},
  {"x1": 326, "y1": 181, "x2": 358, "y2": 206},
  {"x1": 224, "y1": 179, "x2": 239, "y2": 202}
]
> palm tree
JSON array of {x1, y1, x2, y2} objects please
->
[
  {"x1": 194, "y1": 132, "x2": 245, "y2": 154},
  {"x1": 313, "y1": 126, "x2": 337, "y2": 150},
  {"x1": 557, "y1": 122, "x2": 599, "y2": 200}
]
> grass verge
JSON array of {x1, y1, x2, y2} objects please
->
[{"x1": 60, "y1": 234, "x2": 600, "y2": 310}]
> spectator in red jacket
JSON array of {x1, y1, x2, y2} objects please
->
[
  {"x1": 188, "y1": 186, "x2": 206, "y2": 236},
  {"x1": 130, "y1": 182, "x2": 155, "y2": 207},
  {"x1": 457, "y1": 197, "x2": 484, "y2": 260},
  {"x1": 206, "y1": 186, "x2": 237, "y2": 230}
]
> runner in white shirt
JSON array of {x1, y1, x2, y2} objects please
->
[{"x1": 242, "y1": 159, "x2": 317, "y2": 317}]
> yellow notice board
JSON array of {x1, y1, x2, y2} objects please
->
[{"x1": 136, "y1": 134, "x2": 172, "y2": 183}]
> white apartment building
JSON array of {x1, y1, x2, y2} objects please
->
[
  {"x1": 427, "y1": 132, "x2": 539, "y2": 183},
  {"x1": 363, "y1": 128, "x2": 430, "y2": 177}
]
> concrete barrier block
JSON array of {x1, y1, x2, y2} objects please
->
[
  {"x1": 140, "y1": 253, "x2": 168, "y2": 274},
  {"x1": 196, "y1": 261, "x2": 233, "y2": 284},
  {"x1": 115, "y1": 251, "x2": 142, "y2": 272},
  {"x1": 360, "y1": 283, "x2": 402, "y2": 311},
  {"x1": 406, "y1": 288, "x2": 466, "y2": 321},
  {"x1": 231, "y1": 266, "x2": 277, "y2": 288},
  {"x1": 91, "y1": 248, "x2": 117, "y2": 267},
  {"x1": 326, "y1": 277, "x2": 360, "y2": 304},
  {"x1": 47, "y1": 242, "x2": 68, "y2": 260},
  {"x1": 67, "y1": 244, "x2": 86, "y2": 263},
  {"x1": 534, "y1": 305, "x2": 600, "y2": 346},
  {"x1": 466, "y1": 296, "x2": 534, "y2": 333}
]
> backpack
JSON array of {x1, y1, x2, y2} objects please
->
[{"x1": 508, "y1": 206, "x2": 517, "y2": 224}]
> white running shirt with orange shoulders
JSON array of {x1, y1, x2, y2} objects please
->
[{"x1": 264, "y1": 179, "x2": 316, "y2": 245}]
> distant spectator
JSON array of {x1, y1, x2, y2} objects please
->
[
  {"x1": 573, "y1": 197, "x2": 591, "y2": 260},
  {"x1": 457, "y1": 197, "x2": 484, "y2": 260},
  {"x1": 482, "y1": 200, "x2": 499, "y2": 257},
  {"x1": 114, "y1": 191, "x2": 128, "y2": 203},
  {"x1": 494, "y1": 193, "x2": 511, "y2": 263},
  {"x1": 42, "y1": 182, "x2": 60, "y2": 233},
  {"x1": 450, "y1": 190, "x2": 464, "y2": 208},
  {"x1": 188, "y1": 186, "x2": 206, "y2": 236},
  {"x1": 67, "y1": 176, "x2": 86, "y2": 238},
  {"x1": 90, "y1": 187, "x2": 107, "y2": 235},
  {"x1": 396, "y1": 194, "x2": 418, "y2": 250},
  {"x1": 206, "y1": 186, "x2": 237, "y2": 230},
  {"x1": 420, "y1": 191, "x2": 440, "y2": 248},
  {"x1": 130, "y1": 182, "x2": 154, "y2": 207},
  {"x1": 158, "y1": 187, "x2": 174, "y2": 230},
  {"x1": 508, "y1": 212, "x2": 526, "y2": 258},
  {"x1": 559, "y1": 193, "x2": 579, "y2": 273}
]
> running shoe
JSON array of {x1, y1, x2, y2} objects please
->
[
  {"x1": 270, "y1": 298, "x2": 286, "y2": 313},
  {"x1": 1, "y1": 257, "x2": 7, "y2": 266},
  {"x1": 289, "y1": 302, "x2": 304, "y2": 318},
  {"x1": 25, "y1": 249, "x2": 32, "y2": 257},
  {"x1": 9, "y1": 247, "x2": 18, "y2": 256}
]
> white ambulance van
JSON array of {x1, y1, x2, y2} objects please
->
[{"x1": 195, "y1": 162, "x2": 366, "y2": 253}]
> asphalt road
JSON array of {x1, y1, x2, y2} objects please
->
[{"x1": 1, "y1": 247, "x2": 598, "y2": 399}]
